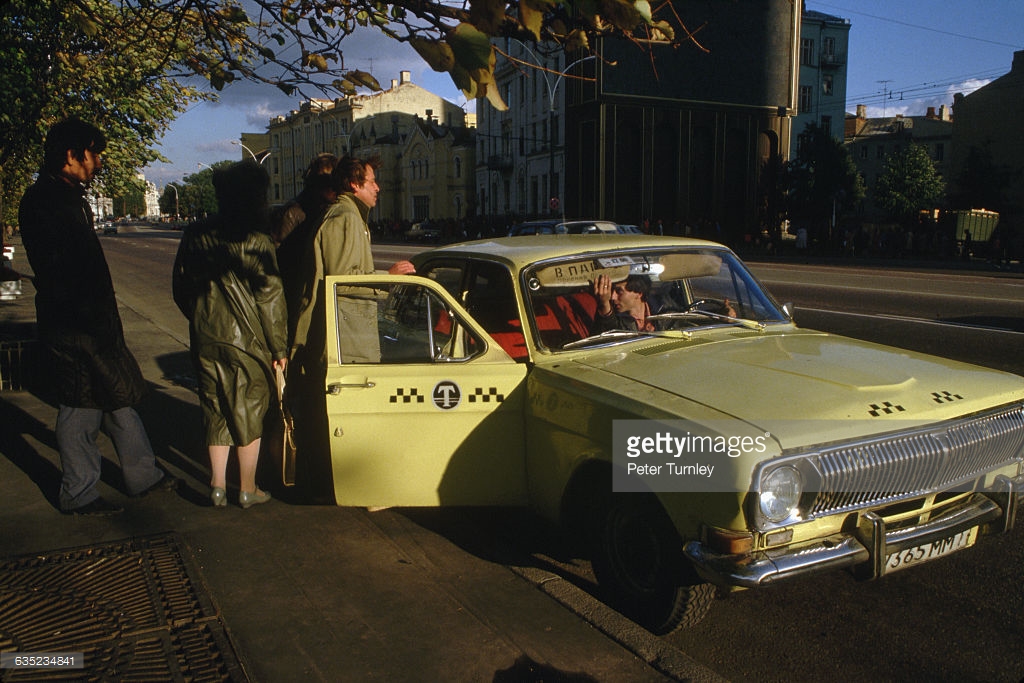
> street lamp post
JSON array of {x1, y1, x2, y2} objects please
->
[
  {"x1": 167, "y1": 184, "x2": 178, "y2": 221},
  {"x1": 232, "y1": 140, "x2": 267, "y2": 164}
]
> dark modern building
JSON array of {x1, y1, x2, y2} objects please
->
[{"x1": 564, "y1": 0, "x2": 800, "y2": 243}]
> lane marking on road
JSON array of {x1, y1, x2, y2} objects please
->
[{"x1": 796, "y1": 307, "x2": 1024, "y2": 336}]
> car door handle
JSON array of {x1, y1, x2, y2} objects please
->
[{"x1": 327, "y1": 380, "x2": 376, "y2": 394}]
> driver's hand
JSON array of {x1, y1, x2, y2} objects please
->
[
  {"x1": 591, "y1": 274, "x2": 613, "y2": 316},
  {"x1": 723, "y1": 298, "x2": 738, "y2": 317}
]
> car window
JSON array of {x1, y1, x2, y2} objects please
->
[
  {"x1": 420, "y1": 263, "x2": 465, "y2": 300},
  {"x1": 462, "y1": 263, "x2": 528, "y2": 361},
  {"x1": 335, "y1": 282, "x2": 484, "y2": 364}
]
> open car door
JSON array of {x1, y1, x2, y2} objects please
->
[{"x1": 323, "y1": 274, "x2": 529, "y2": 507}]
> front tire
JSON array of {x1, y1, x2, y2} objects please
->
[{"x1": 590, "y1": 494, "x2": 715, "y2": 633}]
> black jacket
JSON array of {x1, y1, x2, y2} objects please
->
[{"x1": 19, "y1": 174, "x2": 146, "y2": 409}]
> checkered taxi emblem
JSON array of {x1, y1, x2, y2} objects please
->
[
  {"x1": 932, "y1": 390, "x2": 964, "y2": 404},
  {"x1": 468, "y1": 387, "x2": 505, "y2": 403},
  {"x1": 390, "y1": 388, "x2": 425, "y2": 403},
  {"x1": 868, "y1": 401, "x2": 905, "y2": 417}
]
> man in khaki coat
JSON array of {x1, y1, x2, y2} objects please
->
[{"x1": 288, "y1": 156, "x2": 413, "y2": 501}]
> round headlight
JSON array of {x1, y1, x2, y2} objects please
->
[{"x1": 759, "y1": 466, "x2": 802, "y2": 523}]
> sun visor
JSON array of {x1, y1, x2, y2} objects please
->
[
  {"x1": 658, "y1": 253, "x2": 722, "y2": 280},
  {"x1": 532, "y1": 259, "x2": 632, "y2": 288}
]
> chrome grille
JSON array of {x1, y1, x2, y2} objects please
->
[{"x1": 807, "y1": 405, "x2": 1024, "y2": 517}]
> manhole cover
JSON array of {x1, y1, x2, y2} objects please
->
[{"x1": 0, "y1": 533, "x2": 247, "y2": 681}]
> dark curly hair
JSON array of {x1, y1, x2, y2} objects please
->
[{"x1": 42, "y1": 118, "x2": 106, "y2": 174}]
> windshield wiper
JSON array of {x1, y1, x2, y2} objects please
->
[
  {"x1": 647, "y1": 311, "x2": 766, "y2": 331},
  {"x1": 561, "y1": 328, "x2": 689, "y2": 350}
]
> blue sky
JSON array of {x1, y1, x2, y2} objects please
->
[{"x1": 145, "y1": 1, "x2": 1024, "y2": 187}]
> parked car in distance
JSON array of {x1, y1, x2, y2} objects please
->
[
  {"x1": 2, "y1": 243, "x2": 13, "y2": 262},
  {"x1": 96, "y1": 221, "x2": 118, "y2": 235},
  {"x1": 316, "y1": 235, "x2": 1024, "y2": 633},
  {"x1": 404, "y1": 221, "x2": 441, "y2": 242},
  {"x1": 508, "y1": 219, "x2": 620, "y2": 236},
  {"x1": 616, "y1": 224, "x2": 643, "y2": 234}
]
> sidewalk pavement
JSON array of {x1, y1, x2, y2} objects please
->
[{"x1": 0, "y1": 233, "x2": 721, "y2": 682}]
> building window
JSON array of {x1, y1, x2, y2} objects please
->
[
  {"x1": 454, "y1": 156, "x2": 462, "y2": 178},
  {"x1": 799, "y1": 86, "x2": 812, "y2": 114},
  {"x1": 935, "y1": 143, "x2": 945, "y2": 161},
  {"x1": 413, "y1": 196, "x2": 430, "y2": 220},
  {"x1": 820, "y1": 116, "x2": 831, "y2": 137},
  {"x1": 822, "y1": 36, "x2": 835, "y2": 61},
  {"x1": 877, "y1": 145, "x2": 885, "y2": 159},
  {"x1": 800, "y1": 38, "x2": 814, "y2": 66},
  {"x1": 822, "y1": 74, "x2": 833, "y2": 96},
  {"x1": 860, "y1": 145, "x2": 868, "y2": 159}
]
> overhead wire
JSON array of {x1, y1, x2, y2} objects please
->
[{"x1": 806, "y1": 2, "x2": 1023, "y2": 110}]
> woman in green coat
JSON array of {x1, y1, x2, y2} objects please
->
[{"x1": 172, "y1": 162, "x2": 288, "y2": 508}]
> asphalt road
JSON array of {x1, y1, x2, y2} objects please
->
[{"x1": 102, "y1": 228, "x2": 1024, "y2": 682}]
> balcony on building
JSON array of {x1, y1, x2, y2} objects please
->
[{"x1": 820, "y1": 52, "x2": 845, "y2": 68}]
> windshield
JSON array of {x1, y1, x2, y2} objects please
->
[{"x1": 521, "y1": 247, "x2": 789, "y2": 351}]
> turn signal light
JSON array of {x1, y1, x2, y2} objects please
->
[{"x1": 706, "y1": 527, "x2": 754, "y2": 555}]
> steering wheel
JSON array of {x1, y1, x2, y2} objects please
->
[{"x1": 683, "y1": 298, "x2": 727, "y2": 314}]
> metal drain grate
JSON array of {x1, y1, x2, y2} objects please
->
[{"x1": 0, "y1": 533, "x2": 248, "y2": 682}]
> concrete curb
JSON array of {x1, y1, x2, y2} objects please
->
[{"x1": 511, "y1": 565, "x2": 728, "y2": 683}]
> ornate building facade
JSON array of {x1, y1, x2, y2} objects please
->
[{"x1": 254, "y1": 72, "x2": 475, "y2": 226}]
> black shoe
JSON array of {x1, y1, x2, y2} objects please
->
[
  {"x1": 64, "y1": 498, "x2": 124, "y2": 516},
  {"x1": 133, "y1": 473, "x2": 180, "y2": 498}
]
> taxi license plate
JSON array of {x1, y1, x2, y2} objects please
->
[{"x1": 884, "y1": 527, "x2": 979, "y2": 574}]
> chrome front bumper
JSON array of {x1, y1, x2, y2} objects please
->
[{"x1": 683, "y1": 474, "x2": 1023, "y2": 589}]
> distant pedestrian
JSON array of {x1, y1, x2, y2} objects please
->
[
  {"x1": 172, "y1": 161, "x2": 288, "y2": 509},
  {"x1": 19, "y1": 117, "x2": 177, "y2": 515}
]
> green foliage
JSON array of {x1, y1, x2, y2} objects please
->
[
  {"x1": 874, "y1": 143, "x2": 945, "y2": 223},
  {"x1": 115, "y1": 176, "x2": 149, "y2": 218},
  {"x1": 173, "y1": 161, "x2": 233, "y2": 221},
  {"x1": 1, "y1": 0, "x2": 692, "y2": 223},
  {"x1": 0, "y1": 0, "x2": 207, "y2": 224},
  {"x1": 783, "y1": 124, "x2": 865, "y2": 236}
]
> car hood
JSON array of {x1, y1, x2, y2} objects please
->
[{"x1": 570, "y1": 328, "x2": 1024, "y2": 448}]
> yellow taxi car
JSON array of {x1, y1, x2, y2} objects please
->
[{"x1": 322, "y1": 235, "x2": 1024, "y2": 633}]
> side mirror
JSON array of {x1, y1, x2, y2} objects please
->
[{"x1": 782, "y1": 302, "x2": 795, "y2": 320}]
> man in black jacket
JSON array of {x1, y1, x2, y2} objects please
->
[{"x1": 19, "y1": 118, "x2": 177, "y2": 515}]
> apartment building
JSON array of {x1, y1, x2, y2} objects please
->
[
  {"x1": 474, "y1": 40, "x2": 570, "y2": 223},
  {"x1": 950, "y1": 50, "x2": 1024, "y2": 220},
  {"x1": 845, "y1": 104, "x2": 953, "y2": 218},
  {"x1": 256, "y1": 72, "x2": 473, "y2": 224},
  {"x1": 792, "y1": 10, "x2": 851, "y2": 158}
]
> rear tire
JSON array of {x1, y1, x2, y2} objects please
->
[{"x1": 590, "y1": 494, "x2": 715, "y2": 633}]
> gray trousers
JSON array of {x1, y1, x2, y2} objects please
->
[{"x1": 55, "y1": 405, "x2": 163, "y2": 510}]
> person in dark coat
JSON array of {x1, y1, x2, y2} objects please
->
[
  {"x1": 270, "y1": 152, "x2": 338, "y2": 346},
  {"x1": 18, "y1": 117, "x2": 177, "y2": 516},
  {"x1": 172, "y1": 161, "x2": 288, "y2": 509}
]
